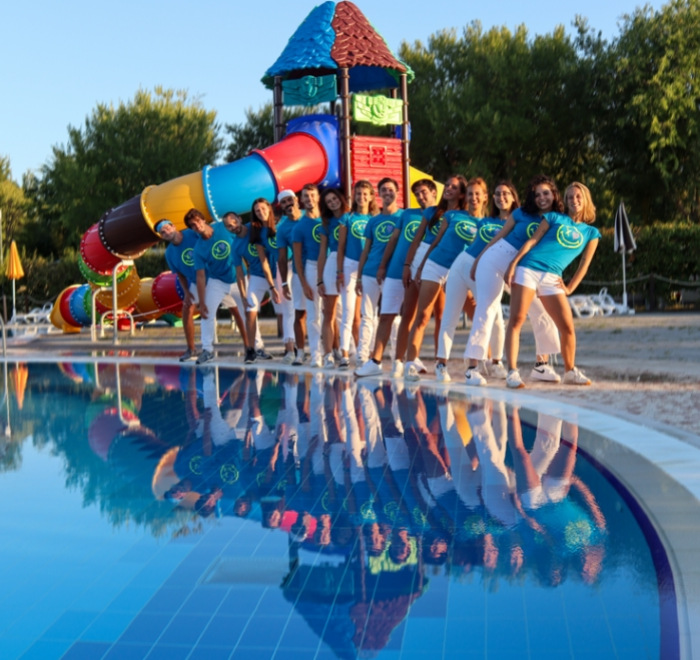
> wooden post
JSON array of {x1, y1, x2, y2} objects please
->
[
  {"x1": 338, "y1": 67, "x2": 352, "y2": 202},
  {"x1": 400, "y1": 73, "x2": 410, "y2": 208},
  {"x1": 273, "y1": 76, "x2": 285, "y2": 144}
]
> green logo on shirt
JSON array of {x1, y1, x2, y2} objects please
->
[
  {"x1": 182, "y1": 248, "x2": 194, "y2": 267},
  {"x1": 212, "y1": 240, "x2": 231, "y2": 260}
]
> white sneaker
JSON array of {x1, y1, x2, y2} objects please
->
[
  {"x1": 323, "y1": 353, "x2": 335, "y2": 369},
  {"x1": 355, "y1": 360, "x2": 382, "y2": 378},
  {"x1": 530, "y1": 363, "x2": 561, "y2": 383},
  {"x1": 292, "y1": 351, "x2": 307, "y2": 366},
  {"x1": 487, "y1": 361, "x2": 508, "y2": 380},
  {"x1": 282, "y1": 350, "x2": 296, "y2": 365},
  {"x1": 405, "y1": 362, "x2": 420, "y2": 382},
  {"x1": 392, "y1": 360, "x2": 404, "y2": 378},
  {"x1": 506, "y1": 369, "x2": 525, "y2": 389},
  {"x1": 310, "y1": 354, "x2": 323, "y2": 368},
  {"x1": 338, "y1": 356, "x2": 350, "y2": 369},
  {"x1": 465, "y1": 367, "x2": 486, "y2": 386},
  {"x1": 414, "y1": 357, "x2": 428, "y2": 374},
  {"x1": 563, "y1": 367, "x2": 592, "y2": 386},
  {"x1": 435, "y1": 362, "x2": 451, "y2": 382}
]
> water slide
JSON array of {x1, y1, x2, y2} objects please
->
[{"x1": 51, "y1": 114, "x2": 435, "y2": 330}]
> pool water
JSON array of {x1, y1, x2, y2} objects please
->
[{"x1": 0, "y1": 362, "x2": 678, "y2": 659}]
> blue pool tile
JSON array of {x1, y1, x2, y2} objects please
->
[
  {"x1": 143, "y1": 643, "x2": 192, "y2": 659},
  {"x1": 279, "y1": 619, "x2": 322, "y2": 650},
  {"x1": 18, "y1": 638, "x2": 73, "y2": 659},
  {"x1": 159, "y1": 613, "x2": 211, "y2": 645},
  {"x1": 80, "y1": 611, "x2": 135, "y2": 643},
  {"x1": 181, "y1": 586, "x2": 228, "y2": 615},
  {"x1": 106, "y1": 587, "x2": 156, "y2": 614},
  {"x1": 219, "y1": 588, "x2": 265, "y2": 615},
  {"x1": 118, "y1": 612, "x2": 172, "y2": 644},
  {"x1": 402, "y1": 617, "x2": 446, "y2": 651},
  {"x1": 41, "y1": 610, "x2": 99, "y2": 641},
  {"x1": 141, "y1": 586, "x2": 191, "y2": 614},
  {"x1": 188, "y1": 646, "x2": 232, "y2": 660},
  {"x1": 62, "y1": 641, "x2": 112, "y2": 659},
  {"x1": 198, "y1": 615, "x2": 248, "y2": 647},
  {"x1": 231, "y1": 648, "x2": 278, "y2": 659},
  {"x1": 237, "y1": 615, "x2": 287, "y2": 648},
  {"x1": 103, "y1": 642, "x2": 154, "y2": 659}
]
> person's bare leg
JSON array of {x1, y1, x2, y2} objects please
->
[
  {"x1": 504, "y1": 284, "x2": 537, "y2": 371},
  {"x1": 406, "y1": 281, "x2": 441, "y2": 363}
]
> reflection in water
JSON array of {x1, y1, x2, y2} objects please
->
[{"x1": 2, "y1": 362, "x2": 667, "y2": 658}]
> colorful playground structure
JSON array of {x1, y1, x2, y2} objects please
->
[{"x1": 51, "y1": 1, "x2": 438, "y2": 332}]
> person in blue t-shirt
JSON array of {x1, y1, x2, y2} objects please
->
[
  {"x1": 355, "y1": 177, "x2": 402, "y2": 366},
  {"x1": 317, "y1": 188, "x2": 350, "y2": 368},
  {"x1": 186, "y1": 208, "x2": 250, "y2": 364},
  {"x1": 504, "y1": 181, "x2": 601, "y2": 386},
  {"x1": 335, "y1": 180, "x2": 378, "y2": 368},
  {"x1": 292, "y1": 184, "x2": 323, "y2": 367},
  {"x1": 435, "y1": 180, "x2": 519, "y2": 381},
  {"x1": 403, "y1": 175, "x2": 471, "y2": 382},
  {"x1": 223, "y1": 212, "x2": 280, "y2": 365},
  {"x1": 157, "y1": 219, "x2": 201, "y2": 362},
  {"x1": 354, "y1": 179, "x2": 437, "y2": 378},
  {"x1": 276, "y1": 190, "x2": 304, "y2": 363}
]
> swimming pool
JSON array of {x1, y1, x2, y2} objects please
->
[{"x1": 0, "y1": 359, "x2": 697, "y2": 659}]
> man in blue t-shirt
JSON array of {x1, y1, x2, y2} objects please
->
[
  {"x1": 157, "y1": 219, "x2": 200, "y2": 362},
  {"x1": 185, "y1": 208, "x2": 249, "y2": 364}
]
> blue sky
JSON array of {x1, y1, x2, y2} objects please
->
[{"x1": 2, "y1": 0, "x2": 664, "y2": 181}]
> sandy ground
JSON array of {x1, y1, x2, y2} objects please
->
[{"x1": 8, "y1": 312, "x2": 700, "y2": 440}]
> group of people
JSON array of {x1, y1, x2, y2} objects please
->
[{"x1": 158, "y1": 172, "x2": 600, "y2": 388}]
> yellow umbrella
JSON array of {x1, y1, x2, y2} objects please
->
[
  {"x1": 11, "y1": 364, "x2": 28, "y2": 410},
  {"x1": 6, "y1": 240, "x2": 24, "y2": 321}
]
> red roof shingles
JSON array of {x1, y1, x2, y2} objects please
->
[{"x1": 330, "y1": 1, "x2": 408, "y2": 73}]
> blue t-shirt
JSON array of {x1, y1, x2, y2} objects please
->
[
  {"x1": 386, "y1": 208, "x2": 424, "y2": 280},
  {"x1": 363, "y1": 210, "x2": 402, "y2": 278},
  {"x1": 165, "y1": 229, "x2": 198, "y2": 286},
  {"x1": 504, "y1": 208, "x2": 543, "y2": 249},
  {"x1": 320, "y1": 215, "x2": 342, "y2": 253},
  {"x1": 466, "y1": 217, "x2": 506, "y2": 258},
  {"x1": 260, "y1": 226, "x2": 279, "y2": 277},
  {"x1": 292, "y1": 214, "x2": 323, "y2": 265},
  {"x1": 341, "y1": 212, "x2": 369, "y2": 261},
  {"x1": 276, "y1": 216, "x2": 299, "y2": 273},
  {"x1": 231, "y1": 231, "x2": 266, "y2": 279},
  {"x1": 520, "y1": 212, "x2": 601, "y2": 276},
  {"x1": 421, "y1": 206, "x2": 441, "y2": 245},
  {"x1": 193, "y1": 222, "x2": 237, "y2": 284},
  {"x1": 427, "y1": 210, "x2": 478, "y2": 269}
]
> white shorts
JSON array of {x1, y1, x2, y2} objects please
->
[
  {"x1": 246, "y1": 274, "x2": 269, "y2": 313},
  {"x1": 292, "y1": 273, "x2": 305, "y2": 311},
  {"x1": 322, "y1": 251, "x2": 339, "y2": 296},
  {"x1": 514, "y1": 266, "x2": 564, "y2": 297},
  {"x1": 411, "y1": 242, "x2": 430, "y2": 280},
  {"x1": 421, "y1": 259, "x2": 449, "y2": 286},
  {"x1": 381, "y1": 277, "x2": 404, "y2": 315}
]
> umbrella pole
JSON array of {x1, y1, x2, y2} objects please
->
[
  {"x1": 11, "y1": 279, "x2": 16, "y2": 322},
  {"x1": 622, "y1": 251, "x2": 628, "y2": 310}
]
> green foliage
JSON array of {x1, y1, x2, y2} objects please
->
[
  {"x1": 399, "y1": 22, "x2": 607, "y2": 203},
  {"x1": 0, "y1": 155, "x2": 30, "y2": 251},
  {"x1": 599, "y1": 0, "x2": 700, "y2": 223},
  {"x1": 25, "y1": 88, "x2": 223, "y2": 256}
]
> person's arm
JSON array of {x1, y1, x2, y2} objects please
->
[
  {"x1": 336, "y1": 223, "x2": 347, "y2": 288},
  {"x1": 256, "y1": 245, "x2": 280, "y2": 304},
  {"x1": 278, "y1": 245, "x2": 291, "y2": 300},
  {"x1": 196, "y1": 269, "x2": 208, "y2": 318},
  {"x1": 235, "y1": 264, "x2": 248, "y2": 306},
  {"x1": 560, "y1": 239, "x2": 599, "y2": 295},
  {"x1": 503, "y1": 220, "x2": 549, "y2": 287},
  {"x1": 470, "y1": 215, "x2": 515, "y2": 280},
  {"x1": 376, "y1": 227, "x2": 400, "y2": 285},
  {"x1": 354, "y1": 238, "x2": 372, "y2": 296},
  {"x1": 293, "y1": 241, "x2": 312, "y2": 301},
  {"x1": 176, "y1": 272, "x2": 193, "y2": 306},
  {"x1": 317, "y1": 232, "x2": 329, "y2": 296}
]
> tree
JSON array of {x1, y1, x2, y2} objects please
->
[
  {"x1": 600, "y1": 0, "x2": 700, "y2": 223},
  {"x1": 399, "y1": 21, "x2": 607, "y2": 201},
  {"x1": 0, "y1": 155, "x2": 29, "y2": 252},
  {"x1": 26, "y1": 88, "x2": 224, "y2": 255}
]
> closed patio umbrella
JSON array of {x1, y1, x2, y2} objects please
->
[
  {"x1": 5, "y1": 240, "x2": 24, "y2": 321},
  {"x1": 613, "y1": 202, "x2": 637, "y2": 311}
]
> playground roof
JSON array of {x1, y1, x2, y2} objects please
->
[{"x1": 262, "y1": 1, "x2": 414, "y2": 92}]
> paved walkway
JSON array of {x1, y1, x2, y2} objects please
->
[{"x1": 6, "y1": 312, "x2": 700, "y2": 440}]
